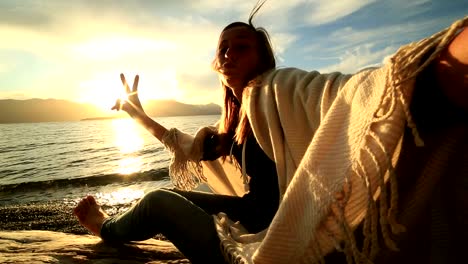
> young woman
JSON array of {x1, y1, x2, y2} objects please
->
[
  {"x1": 74, "y1": 9, "x2": 468, "y2": 264},
  {"x1": 74, "y1": 17, "x2": 280, "y2": 264}
]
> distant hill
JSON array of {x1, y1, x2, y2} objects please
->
[
  {"x1": 0, "y1": 99, "x2": 106, "y2": 124},
  {"x1": 0, "y1": 99, "x2": 221, "y2": 124},
  {"x1": 143, "y1": 99, "x2": 221, "y2": 118}
]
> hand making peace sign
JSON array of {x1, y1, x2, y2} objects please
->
[{"x1": 111, "y1": 74, "x2": 144, "y2": 117}]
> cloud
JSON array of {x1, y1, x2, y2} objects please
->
[
  {"x1": 0, "y1": 1, "x2": 222, "y2": 58},
  {"x1": 317, "y1": 44, "x2": 398, "y2": 73},
  {"x1": 304, "y1": 0, "x2": 377, "y2": 25},
  {"x1": 0, "y1": 0, "x2": 55, "y2": 29},
  {"x1": 298, "y1": 12, "x2": 461, "y2": 72},
  {"x1": 0, "y1": 2, "x2": 226, "y2": 104}
]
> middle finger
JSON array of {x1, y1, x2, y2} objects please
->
[{"x1": 132, "y1": 75, "x2": 139, "y2": 92}]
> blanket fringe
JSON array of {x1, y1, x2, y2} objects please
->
[
  {"x1": 356, "y1": 159, "x2": 380, "y2": 260},
  {"x1": 215, "y1": 215, "x2": 253, "y2": 264},
  {"x1": 162, "y1": 128, "x2": 206, "y2": 190}
]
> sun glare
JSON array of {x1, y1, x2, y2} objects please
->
[
  {"x1": 74, "y1": 36, "x2": 181, "y2": 111},
  {"x1": 78, "y1": 68, "x2": 182, "y2": 111},
  {"x1": 79, "y1": 73, "x2": 127, "y2": 111}
]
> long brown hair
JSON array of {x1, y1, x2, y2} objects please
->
[{"x1": 212, "y1": 0, "x2": 276, "y2": 145}]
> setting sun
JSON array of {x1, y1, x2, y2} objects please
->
[{"x1": 78, "y1": 73, "x2": 127, "y2": 111}]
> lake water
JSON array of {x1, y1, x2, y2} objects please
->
[{"x1": 0, "y1": 115, "x2": 219, "y2": 207}]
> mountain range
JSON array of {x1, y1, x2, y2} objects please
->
[{"x1": 0, "y1": 99, "x2": 221, "y2": 124}]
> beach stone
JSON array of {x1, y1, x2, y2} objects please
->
[{"x1": 0, "y1": 230, "x2": 190, "y2": 263}]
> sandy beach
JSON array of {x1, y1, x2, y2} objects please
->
[{"x1": 0, "y1": 202, "x2": 188, "y2": 263}]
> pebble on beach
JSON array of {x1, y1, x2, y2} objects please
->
[
  {"x1": 0, "y1": 201, "x2": 168, "y2": 240},
  {"x1": 0, "y1": 202, "x2": 86, "y2": 234}
]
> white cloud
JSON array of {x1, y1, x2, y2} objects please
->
[
  {"x1": 193, "y1": 0, "x2": 253, "y2": 14},
  {"x1": 317, "y1": 44, "x2": 397, "y2": 73},
  {"x1": 270, "y1": 32, "x2": 299, "y2": 62},
  {"x1": 304, "y1": 0, "x2": 376, "y2": 25}
]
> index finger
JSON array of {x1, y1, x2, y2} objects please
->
[{"x1": 120, "y1": 73, "x2": 131, "y2": 94}]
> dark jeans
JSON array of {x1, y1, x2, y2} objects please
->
[{"x1": 100, "y1": 188, "x2": 254, "y2": 264}]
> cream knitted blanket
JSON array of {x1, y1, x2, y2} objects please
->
[
  {"x1": 161, "y1": 17, "x2": 467, "y2": 264},
  {"x1": 213, "y1": 17, "x2": 467, "y2": 264}
]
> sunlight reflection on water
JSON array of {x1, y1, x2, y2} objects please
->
[
  {"x1": 117, "y1": 156, "x2": 143, "y2": 175},
  {"x1": 95, "y1": 187, "x2": 145, "y2": 206},
  {"x1": 112, "y1": 118, "x2": 145, "y2": 175},
  {"x1": 65, "y1": 180, "x2": 173, "y2": 213},
  {"x1": 112, "y1": 118, "x2": 144, "y2": 154}
]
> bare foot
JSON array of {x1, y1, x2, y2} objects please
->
[{"x1": 73, "y1": 195, "x2": 109, "y2": 236}]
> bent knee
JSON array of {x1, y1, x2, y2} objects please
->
[{"x1": 139, "y1": 189, "x2": 181, "y2": 211}]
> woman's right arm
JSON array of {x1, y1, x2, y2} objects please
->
[
  {"x1": 112, "y1": 74, "x2": 168, "y2": 142},
  {"x1": 113, "y1": 73, "x2": 230, "y2": 161},
  {"x1": 127, "y1": 110, "x2": 168, "y2": 142}
]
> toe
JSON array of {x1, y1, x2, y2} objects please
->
[
  {"x1": 87, "y1": 195, "x2": 98, "y2": 206},
  {"x1": 79, "y1": 198, "x2": 89, "y2": 208},
  {"x1": 83, "y1": 197, "x2": 91, "y2": 206},
  {"x1": 73, "y1": 206, "x2": 81, "y2": 215}
]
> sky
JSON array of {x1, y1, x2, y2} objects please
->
[{"x1": 1, "y1": 0, "x2": 467, "y2": 112}]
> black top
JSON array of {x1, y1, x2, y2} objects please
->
[
  {"x1": 230, "y1": 133, "x2": 280, "y2": 230},
  {"x1": 202, "y1": 130, "x2": 280, "y2": 232},
  {"x1": 230, "y1": 134, "x2": 279, "y2": 199}
]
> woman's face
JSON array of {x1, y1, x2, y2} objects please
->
[{"x1": 216, "y1": 26, "x2": 260, "y2": 98}]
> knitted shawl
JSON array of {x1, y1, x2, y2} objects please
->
[{"x1": 161, "y1": 17, "x2": 467, "y2": 264}]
